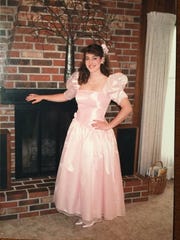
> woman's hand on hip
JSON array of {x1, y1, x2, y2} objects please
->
[{"x1": 91, "y1": 120, "x2": 111, "y2": 130}]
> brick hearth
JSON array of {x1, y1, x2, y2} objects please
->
[{"x1": 0, "y1": 175, "x2": 149, "y2": 220}]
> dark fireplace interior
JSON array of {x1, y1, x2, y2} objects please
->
[
  {"x1": 116, "y1": 127, "x2": 138, "y2": 176},
  {"x1": 15, "y1": 100, "x2": 77, "y2": 178},
  {"x1": 0, "y1": 88, "x2": 77, "y2": 180}
]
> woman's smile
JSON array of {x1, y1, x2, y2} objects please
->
[{"x1": 85, "y1": 53, "x2": 103, "y2": 72}]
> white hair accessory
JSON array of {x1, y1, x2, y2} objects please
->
[{"x1": 101, "y1": 44, "x2": 109, "y2": 55}]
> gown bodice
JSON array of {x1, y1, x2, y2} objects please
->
[
  {"x1": 63, "y1": 71, "x2": 128, "y2": 128},
  {"x1": 75, "y1": 90, "x2": 111, "y2": 128}
]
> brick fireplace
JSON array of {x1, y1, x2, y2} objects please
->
[{"x1": 0, "y1": 0, "x2": 149, "y2": 220}]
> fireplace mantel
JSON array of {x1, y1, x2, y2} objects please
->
[{"x1": 0, "y1": 87, "x2": 66, "y2": 105}]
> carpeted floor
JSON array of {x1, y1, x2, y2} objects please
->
[{"x1": 0, "y1": 180, "x2": 173, "y2": 240}]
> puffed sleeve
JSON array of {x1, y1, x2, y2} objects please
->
[
  {"x1": 106, "y1": 72, "x2": 128, "y2": 105},
  {"x1": 63, "y1": 72, "x2": 80, "y2": 100}
]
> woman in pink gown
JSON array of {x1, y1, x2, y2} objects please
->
[{"x1": 26, "y1": 43, "x2": 132, "y2": 228}]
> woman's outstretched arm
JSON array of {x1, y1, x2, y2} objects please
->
[{"x1": 26, "y1": 93, "x2": 67, "y2": 104}]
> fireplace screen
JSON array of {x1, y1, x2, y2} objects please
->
[{"x1": 15, "y1": 100, "x2": 77, "y2": 178}]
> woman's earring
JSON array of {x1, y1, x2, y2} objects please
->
[{"x1": 101, "y1": 57, "x2": 105, "y2": 64}]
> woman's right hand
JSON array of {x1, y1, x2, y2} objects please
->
[{"x1": 26, "y1": 94, "x2": 43, "y2": 104}]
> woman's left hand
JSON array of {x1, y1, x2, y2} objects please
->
[{"x1": 91, "y1": 120, "x2": 111, "y2": 130}]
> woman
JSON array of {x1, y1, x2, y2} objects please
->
[{"x1": 26, "y1": 43, "x2": 132, "y2": 228}]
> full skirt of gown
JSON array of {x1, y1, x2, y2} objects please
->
[{"x1": 54, "y1": 115, "x2": 125, "y2": 224}]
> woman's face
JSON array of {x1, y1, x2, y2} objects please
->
[{"x1": 85, "y1": 53, "x2": 103, "y2": 73}]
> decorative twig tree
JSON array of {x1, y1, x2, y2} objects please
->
[{"x1": 28, "y1": 0, "x2": 116, "y2": 81}]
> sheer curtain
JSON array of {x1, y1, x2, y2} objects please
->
[
  {"x1": 160, "y1": 28, "x2": 176, "y2": 179},
  {"x1": 138, "y1": 12, "x2": 176, "y2": 177}
]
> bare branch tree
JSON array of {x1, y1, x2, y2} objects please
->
[
  {"x1": 23, "y1": 0, "x2": 119, "y2": 81},
  {"x1": 27, "y1": 0, "x2": 116, "y2": 46}
]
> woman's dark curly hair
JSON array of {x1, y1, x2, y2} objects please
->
[{"x1": 78, "y1": 44, "x2": 111, "y2": 85}]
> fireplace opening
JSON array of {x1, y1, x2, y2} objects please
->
[{"x1": 15, "y1": 99, "x2": 77, "y2": 179}]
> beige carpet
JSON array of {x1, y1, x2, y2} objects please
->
[{"x1": 0, "y1": 180, "x2": 173, "y2": 240}]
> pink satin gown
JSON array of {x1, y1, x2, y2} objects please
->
[{"x1": 54, "y1": 72, "x2": 128, "y2": 224}]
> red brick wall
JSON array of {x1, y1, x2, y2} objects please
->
[
  {"x1": 1, "y1": 0, "x2": 141, "y2": 90},
  {"x1": 0, "y1": 0, "x2": 18, "y2": 87},
  {"x1": 0, "y1": 0, "x2": 142, "y2": 178}
]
